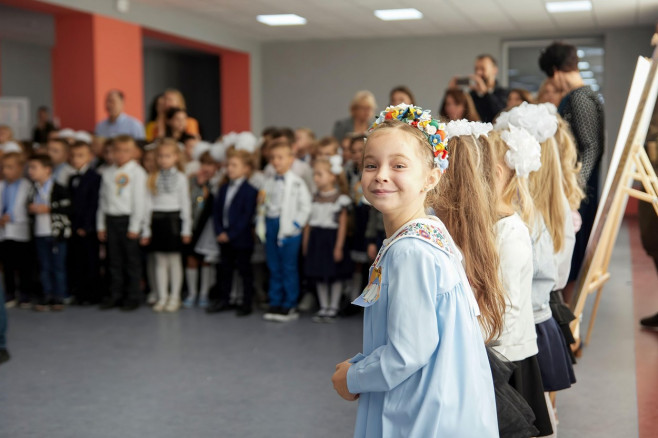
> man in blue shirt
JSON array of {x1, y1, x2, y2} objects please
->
[{"x1": 95, "y1": 90, "x2": 145, "y2": 140}]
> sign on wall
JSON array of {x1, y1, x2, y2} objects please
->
[{"x1": 0, "y1": 97, "x2": 31, "y2": 141}]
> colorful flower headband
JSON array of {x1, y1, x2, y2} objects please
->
[{"x1": 370, "y1": 104, "x2": 449, "y2": 172}]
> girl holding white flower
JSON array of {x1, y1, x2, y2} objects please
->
[{"x1": 302, "y1": 155, "x2": 353, "y2": 322}]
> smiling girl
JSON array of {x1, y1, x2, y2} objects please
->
[{"x1": 331, "y1": 104, "x2": 498, "y2": 437}]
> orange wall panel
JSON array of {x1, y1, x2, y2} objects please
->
[
  {"x1": 220, "y1": 50, "x2": 251, "y2": 133},
  {"x1": 92, "y1": 15, "x2": 143, "y2": 124}
]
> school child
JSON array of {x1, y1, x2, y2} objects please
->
[
  {"x1": 182, "y1": 151, "x2": 218, "y2": 309},
  {"x1": 331, "y1": 104, "x2": 498, "y2": 437},
  {"x1": 293, "y1": 128, "x2": 315, "y2": 163},
  {"x1": 0, "y1": 153, "x2": 34, "y2": 307},
  {"x1": 472, "y1": 125, "x2": 554, "y2": 436},
  {"x1": 68, "y1": 140, "x2": 102, "y2": 304},
  {"x1": 26, "y1": 155, "x2": 72, "y2": 312},
  {"x1": 47, "y1": 138, "x2": 76, "y2": 187},
  {"x1": 97, "y1": 135, "x2": 147, "y2": 311},
  {"x1": 315, "y1": 136, "x2": 340, "y2": 159},
  {"x1": 96, "y1": 138, "x2": 115, "y2": 176},
  {"x1": 206, "y1": 149, "x2": 258, "y2": 316},
  {"x1": 262, "y1": 139, "x2": 312, "y2": 322},
  {"x1": 141, "y1": 139, "x2": 192, "y2": 312},
  {"x1": 302, "y1": 156, "x2": 352, "y2": 322}
]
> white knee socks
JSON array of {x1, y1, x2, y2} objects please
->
[
  {"x1": 155, "y1": 252, "x2": 183, "y2": 303},
  {"x1": 200, "y1": 265, "x2": 212, "y2": 301},
  {"x1": 317, "y1": 283, "x2": 329, "y2": 310},
  {"x1": 185, "y1": 267, "x2": 198, "y2": 301},
  {"x1": 330, "y1": 281, "x2": 342, "y2": 310}
]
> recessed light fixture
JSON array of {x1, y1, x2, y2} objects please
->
[
  {"x1": 374, "y1": 8, "x2": 423, "y2": 21},
  {"x1": 545, "y1": 1, "x2": 592, "y2": 13},
  {"x1": 257, "y1": 14, "x2": 307, "y2": 26}
]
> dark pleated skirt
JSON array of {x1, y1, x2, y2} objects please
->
[
  {"x1": 487, "y1": 347, "x2": 541, "y2": 438},
  {"x1": 550, "y1": 290, "x2": 577, "y2": 363},
  {"x1": 150, "y1": 211, "x2": 182, "y2": 253},
  {"x1": 535, "y1": 317, "x2": 577, "y2": 392},
  {"x1": 305, "y1": 227, "x2": 352, "y2": 282},
  {"x1": 507, "y1": 354, "x2": 554, "y2": 437}
]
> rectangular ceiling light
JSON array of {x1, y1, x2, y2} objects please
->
[
  {"x1": 257, "y1": 14, "x2": 307, "y2": 26},
  {"x1": 545, "y1": 1, "x2": 592, "y2": 13},
  {"x1": 374, "y1": 8, "x2": 423, "y2": 21}
]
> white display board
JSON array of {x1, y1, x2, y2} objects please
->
[{"x1": 0, "y1": 97, "x2": 31, "y2": 141}]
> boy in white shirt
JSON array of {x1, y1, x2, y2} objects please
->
[
  {"x1": 97, "y1": 136, "x2": 147, "y2": 311},
  {"x1": 262, "y1": 139, "x2": 312, "y2": 322}
]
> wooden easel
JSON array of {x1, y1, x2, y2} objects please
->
[{"x1": 570, "y1": 56, "x2": 658, "y2": 348}]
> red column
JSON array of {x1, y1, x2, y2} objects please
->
[
  {"x1": 219, "y1": 50, "x2": 251, "y2": 133},
  {"x1": 52, "y1": 12, "x2": 143, "y2": 131}
]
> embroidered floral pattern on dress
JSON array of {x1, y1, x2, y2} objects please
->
[{"x1": 372, "y1": 220, "x2": 454, "y2": 268}]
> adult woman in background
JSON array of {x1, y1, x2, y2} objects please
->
[
  {"x1": 539, "y1": 41, "x2": 604, "y2": 284},
  {"x1": 389, "y1": 85, "x2": 415, "y2": 106},
  {"x1": 537, "y1": 78, "x2": 564, "y2": 108},
  {"x1": 439, "y1": 88, "x2": 481, "y2": 122},
  {"x1": 332, "y1": 91, "x2": 377, "y2": 144}
]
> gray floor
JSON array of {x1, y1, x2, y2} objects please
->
[{"x1": 0, "y1": 223, "x2": 640, "y2": 438}]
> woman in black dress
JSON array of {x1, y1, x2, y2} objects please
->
[{"x1": 539, "y1": 42, "x2": 605, "y2": 284}]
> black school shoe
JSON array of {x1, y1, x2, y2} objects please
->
[
  {"x1": 640, "y1": 312, "x2": 658, "y2": 331},
  {"x1": 0, "y1": 349, "x2": 10, "y2": 365},
  {"x1": 206, "y1": 301, "x2": 232, "y2": 314},
  {"x1": 99, "y1": 297, "x2": 120, "y2": 310},
  {"x1": 120, "y1": 300, "x2": 140, "y2": 312},
  {"x1": 236, "y1": 306, "x2": 252, "y2": 317}
]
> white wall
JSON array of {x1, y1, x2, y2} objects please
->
[{"x1": 261, "y1": 34, "x2": 500, "y2": 137}]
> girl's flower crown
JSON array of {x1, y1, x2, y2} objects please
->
[{"x1": 370, "y1": 104, "x2": 449, "y2": 172}]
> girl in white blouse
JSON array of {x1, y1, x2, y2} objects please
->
[{"x1": 141, "y1": 139, "x2": 192, "y2": 312}]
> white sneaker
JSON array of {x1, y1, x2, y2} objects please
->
[
  {"x1": 153, "y1": 300, "x2": 166, "y2": 312},
  {"x1": 165, "y1": 299, "x2": 180, "y2": 312},
  {"x1": 4, "y1": 299, "x2": 17, "y2": 309},
  {"x1": 273, "y1": 307, "x2": 299, "y2": 322}
]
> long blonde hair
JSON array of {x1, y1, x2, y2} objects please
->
[
  {"x1": 434, "y1": 135, "x2": 505, "y2": 342},
  {"x1": 528, "y1": 137, "x2": 566, "y2": 252},
  {"x1": 147, "y1": 138, "x2": 185, "y2": 194},
  {"x1": 555, "y1": 116, "x2": 585, "y2": 210},
  {"x1": 481, "y1": 130, "x2": 536, "y2": 228}
]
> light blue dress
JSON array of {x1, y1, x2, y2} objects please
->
[{"x1": 347, "y1": 218, "x2": 498, "y2": 438}]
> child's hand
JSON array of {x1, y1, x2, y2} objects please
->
[
  {"x1": 333, "y1": 246, "x2": 343, "y2": 263},
  {"x1": 367, "y1": 243, "x2": 377, "y2": 260},
  {"x1": 140, "y1": 237, "x2": 150, "y2": 246},
  {"x1": 77, "y1": 229, "x2": 87, "y2": 237},
  {"x1": 332, "y1": 360, "x2": 358, "y2": 401},
  {"x1": 29, "y1": 204, "x2": 49, "y2": 214},
  {"x1": 97, "y1": 231, "x2": 107, "y2": 242},
  {"x1": 0, "y1": 214, "x2": 9, "y2": 226},
  {"x1": 127, "y1": 231, "x2": 139, "y2": 240},
  {"x1": 217, "y1": 232, "x2": 229, "y2": 243},
  {"x1": 182, "y1": 235, "x2": 191, "y2": 244}
]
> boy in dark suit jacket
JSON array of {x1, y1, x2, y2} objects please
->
[
  {"x1": 68, "y1": 140, "x2": 102, "y2": 304},
  {"x1": 27, "y1": 155, "x2": 72, "y2": 311},
  {"x1": 206, "y1": 149, "x2": 258, "y2": 316}
]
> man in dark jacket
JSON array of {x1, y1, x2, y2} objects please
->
[{"x1": 449, "y1": 54, "x2": 509, "y2": 123}]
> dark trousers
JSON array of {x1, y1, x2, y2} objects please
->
[
  {"x1": 106, "y1": 216, "x2": 142, "y2": 304},
  {"x1": 216, "y1": 243, "x2": 254, "y2": 308},
  {"x1": 69, "y1": 233, "x2": 101, "y2": 303},
  {"x1": 639, "y1": 197, "x2": 658, "y2": 272},
  {"x1": 569, "y1": 164, "x2": 600, "y2": 282},
  {"x1": 0, "y1": 240, "x2": 35, "y2": 303},
  {"x1": 35, "y1": 237, "x2": 68, "y2": 301}
]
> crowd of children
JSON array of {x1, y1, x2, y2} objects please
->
[{"x1": 1, "y1": 92, "x2": 587, "y2": 436}]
